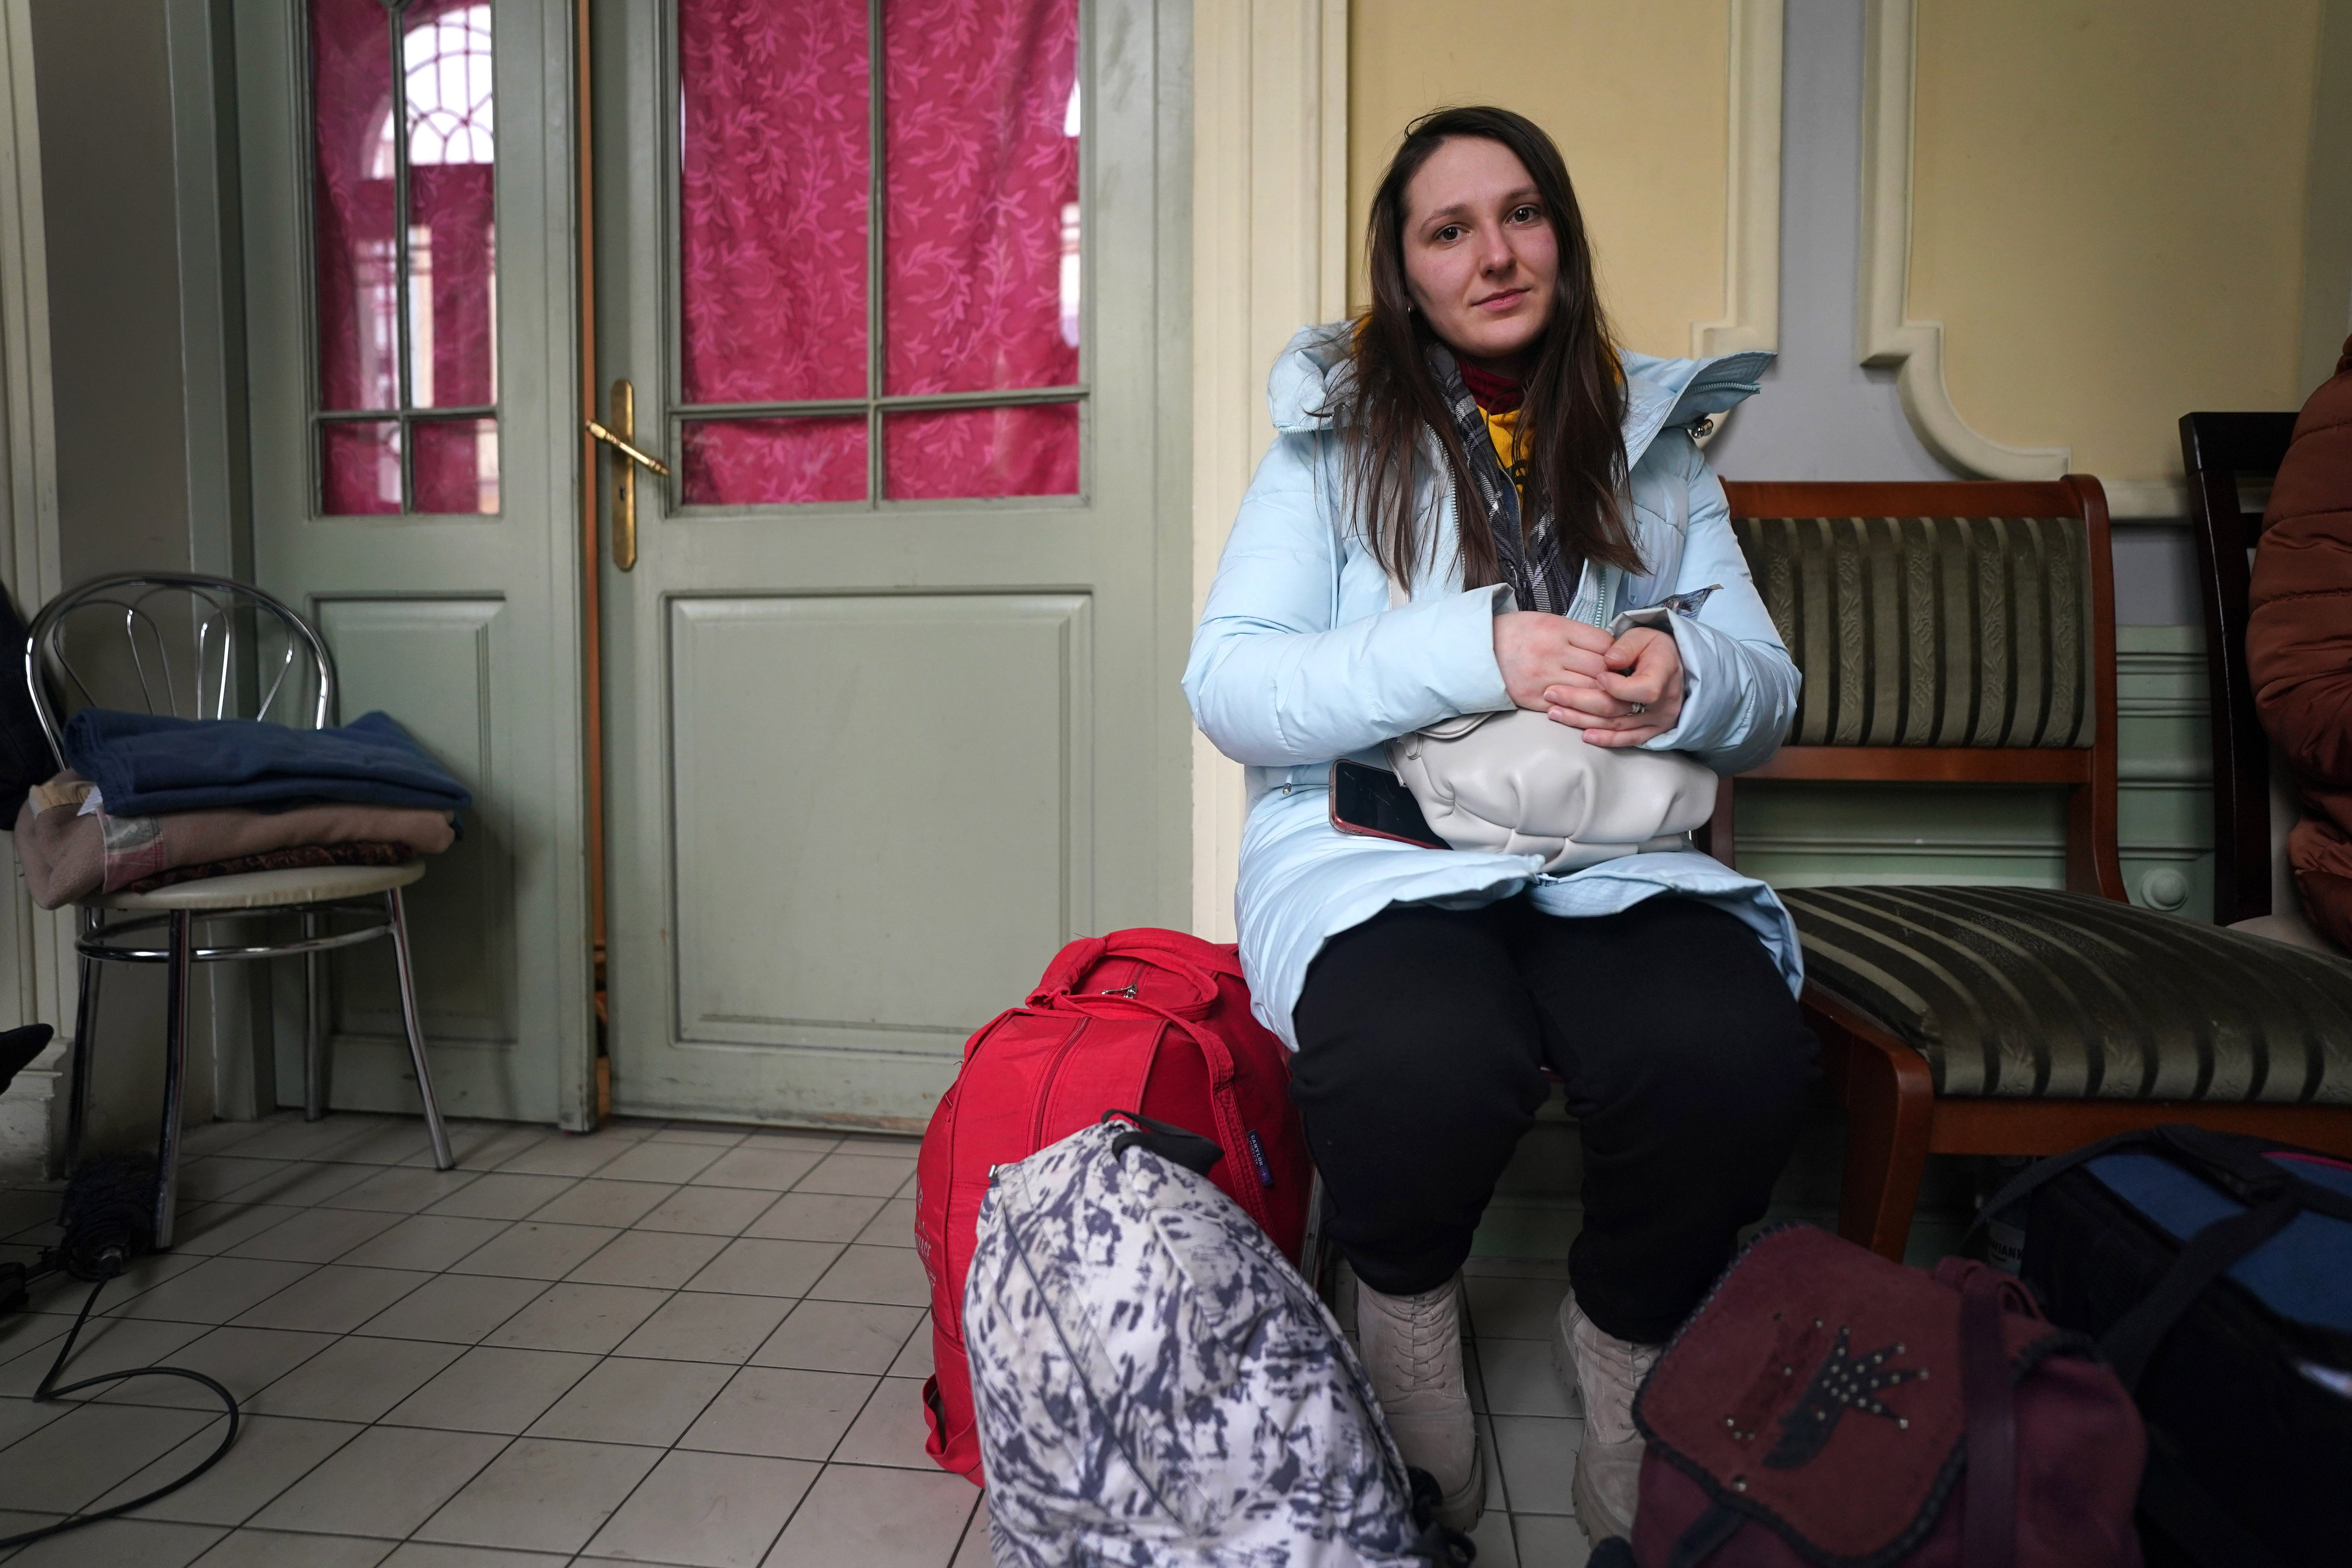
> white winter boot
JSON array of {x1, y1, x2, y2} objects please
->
[
  {"x1": 1552, "y1": 1287, "x2": 1661, "y2": 1544},
  {"x1": 1355, "y1": 1276, "x2": 1484, "y2": 1532}
]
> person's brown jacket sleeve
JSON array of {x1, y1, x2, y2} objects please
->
[{"x1": 2248, "y1": 336, "x2": 2352, "y2": 945}]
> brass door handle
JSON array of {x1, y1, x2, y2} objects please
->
[{"x1": 588, "y1": 380, "x2": 669, "y2": 570}]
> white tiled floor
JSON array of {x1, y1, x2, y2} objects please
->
[{"x1": 0, "y1": 1112, "x2": 1595, "y2": 1567}]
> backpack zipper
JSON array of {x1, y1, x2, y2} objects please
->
[
  {"x1": 1029, "y1": 1018, "x2": 1093, "y2": 1150},
  {"x1": 1027, "y1": 959, "x2": 1147, "y2": 1148}
]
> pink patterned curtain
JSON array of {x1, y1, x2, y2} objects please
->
[
  {"x1": 312, "y1": 0, "x2": 499, "y2": 515},
  {"x1": 678, "y1": 0, "x2": 1080, "y2": 505}
]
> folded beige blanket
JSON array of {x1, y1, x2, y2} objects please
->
[{"x1": 12, "y1": 772, "x2": 457, "y2": 909}]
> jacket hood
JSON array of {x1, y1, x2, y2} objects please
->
[{"x1": 1264, "y1": 320, "x2": 1772, "y2": 470}]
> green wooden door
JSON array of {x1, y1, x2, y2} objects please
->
[
  {"x1": 591, "y1": 0, "x2": 1190, "y2": 1127},
  {"x1": 236, "y1": 0, "x2": 595, "y2": 1126}
]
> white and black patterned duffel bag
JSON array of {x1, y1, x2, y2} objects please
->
[{"x1": 965, "y1": 1111, "x2": 1472, "y2": 1567}]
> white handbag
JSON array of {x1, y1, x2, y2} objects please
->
[{"x1": 1384, "y1": 600, "x2": 1719, "y2": 874}]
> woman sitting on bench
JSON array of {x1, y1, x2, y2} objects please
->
[{"x1": 1183, "y1": 106, "x2": 1817, "y2": 1543}]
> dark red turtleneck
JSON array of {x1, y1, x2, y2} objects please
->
[{"x1": 1456, "y1": 359, "x2": 1523, "y2": 414}]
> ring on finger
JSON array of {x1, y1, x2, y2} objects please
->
[{"x1": 1627, "y1": 700, "x2": 1648, "y2": 714}]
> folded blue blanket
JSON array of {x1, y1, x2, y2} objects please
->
[{"x1": 64, "y1": 708, "x2": 473, "y2": 816}]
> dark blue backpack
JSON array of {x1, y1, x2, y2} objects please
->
[{"x1": 1986, "y1": 1125, "x2": 2352, "y2": 1568}]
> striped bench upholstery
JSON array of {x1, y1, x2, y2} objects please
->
[
  {"x1": 1779, "y1": 885, "x2": 2352, "y2": 1102},
  {"x1": 1731, "y1": 515, "x2": 2093, "y2": 747}
]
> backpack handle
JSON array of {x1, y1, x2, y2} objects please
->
[
  {"x1": 1102, "y1": 1109, "x2": 1224, "y2": 1176},
  {"x1": 1029, "y1": 934, "x2": 1231, "y2": 1017},
  {"x1": 1031, "y1": 936, "x2": 1115, "y2": 1000}
]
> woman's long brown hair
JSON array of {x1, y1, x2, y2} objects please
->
[{"x1": 1337, "y1": 106, "x2": 1636, "y2": 589}]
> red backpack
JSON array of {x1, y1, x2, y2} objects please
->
[{"x1": 914, "y1": 928, "x2": 1313, "y2": 1484}]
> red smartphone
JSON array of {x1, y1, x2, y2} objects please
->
[{"x1": 1328, "y1": 759, "x2": 1450, "y2": 850}]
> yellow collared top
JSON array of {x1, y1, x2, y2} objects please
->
[{"x1": 1482, "y1": 406, "x2": 1525, "y2": 497}]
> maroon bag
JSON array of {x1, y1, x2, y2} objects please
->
[{"x1": 1627, "y1": 1226, "x2": 2145, "y2": 1568}]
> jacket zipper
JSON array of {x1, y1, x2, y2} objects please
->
[{"x1": 1447, "y1": 466, "x2": 1604, "y2": 622}]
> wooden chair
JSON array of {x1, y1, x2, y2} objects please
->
[
  {"x1": 1708, "y1": 479, "x2": 2352, "y2": 1260},
  {"x1": 2180, "y1": 411, "x2": 2328, "y2": 945}
]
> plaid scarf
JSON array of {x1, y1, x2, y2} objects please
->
[{"x1": 1429, "y1": 344, "x2": 1580, "y2": 615}]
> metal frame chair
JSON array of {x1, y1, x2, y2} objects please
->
[{"x1": 30, "y1": 572, "x2": 454, "y2": 1248}]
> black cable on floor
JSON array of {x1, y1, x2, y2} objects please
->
[{"x1": 0, "y1": 1272, "x2": 242, "y2": 1549}]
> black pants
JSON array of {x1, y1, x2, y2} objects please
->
[{"x1": 1291, "y1": 894, "x2": 1817, "y2": 1345}]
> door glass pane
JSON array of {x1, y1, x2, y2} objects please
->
[
  {"x1": 679, "y1": 0, "x2": 870, "y2": 404},
  {"x1": 682, "y1": 417, "x2": 868, "y2": 505},
  {"x1": 883, "y1": 403, "x2": 1077, "y2": 499},
  {"x1": 322, "y1": 420, "x2": 402, "y2": 515},
  {"x1": 882, "y1": 0, "x2": 1080, "y2": 398},
  {"x1": 413, "y1": 416, "x2": 501, "y2": 513},
  {"x1": 310, "y1": 0, "x2": 500, "y2": 512},
  {"x1": 403, "y1": 4, "x2": 498, "y2": 408},
  {"x1": 311, "y1": 0, "x2": 399, "y2": 412}
]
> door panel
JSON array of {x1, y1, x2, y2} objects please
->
[
  {"x1": 596, "y1": 0, "x2": 1188, "y2": 1126},
  {"x1": 316, "y1": 596, "x2": 517, "y2": 1045},
  {"x1": 238, "y1": 0, "x2": 591, "y2": 1125},
  {"x1": 668, "y1": 593, "x2": 1089, "y2": 1053}
]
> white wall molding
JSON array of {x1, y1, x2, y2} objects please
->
[
  {"x1": 1190, "y1": 0, "x2": 1348, "y2": 939},
  {"x1": 2101, "y1": 480, "x2": 2191, "y2": 520},
  {"x1": 1857, "y1": 0, "x2": 2069, "y2": 484},
  {"x1": 1692, "y1": 0, "x2": 1783, "y2": 358}
]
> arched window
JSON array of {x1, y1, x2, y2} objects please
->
[{"x1": 375, "y1": 4, "x2": 495, "y2": 175}]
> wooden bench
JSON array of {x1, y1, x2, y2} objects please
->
[{"x1": 1707, "y1": 479, "x2": 2352, "y2": 1260}]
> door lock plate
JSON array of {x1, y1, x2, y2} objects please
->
[{"x1": 588, "y1": 380, "x2": 669, "y2": 570}]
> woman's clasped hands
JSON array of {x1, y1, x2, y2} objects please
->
[{"x1": 1492, "y1": 610, "x2": 1684, "y2": 746}]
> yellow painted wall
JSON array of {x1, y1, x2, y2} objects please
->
[
  {"x1": 1348, "y1": 0, "x2": 1733, "y2": 358},
  {"x1": 1908, "y1": 0, "x2": 2325, "y2": 486}
]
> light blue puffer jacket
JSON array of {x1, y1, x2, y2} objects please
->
[{"x1": 1184, "y1": 324, "x2": 1805, "y2": 1048}]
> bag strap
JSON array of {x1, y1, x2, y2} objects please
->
[
  {"x1": 1077, "y1": 997, "x2": 1270, "y2": 1234},
  {"x1": 1973, "y1": 1123, "x2": 2350, "y2": 1392},
  {"x1": 1107, "y1": 927, "x2": 1246, "y2": 979},
  {"x1": 2146, "y1": 1124, "x2": 2352, "y2": 1224},
  {"x1": 1101, "y1": 1109, "x2": 1224, "y2": 1176},
  {"x1": 2099, "y1": 1190, "x2": 2301, "y2": 1392},
  {"x1": 1032, "y1": 935, "x2": 1114, "y2": 999},
  {"x1": 1030, "y1": 937, "x2": 1224, "y2": 1016},
  {"x1": 1665, "y1": 1502, "x2": 1742, "y2": 1568},
  {"x1": 1403, "y1": 1466, "x2": 1478, "y2": 1565},
  {"x1": 1966, "y1": 1127, "x2": 2157, "y2": 1247},
  {"x1": 1968, "y1": 1122, "x2": 2352, "y2": 1252},
  {"x1": 1957, "y1": 1272, "x2": 2019, "y2": 1568}
]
